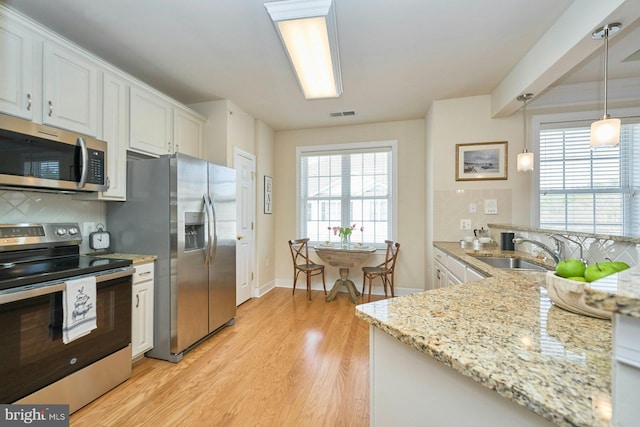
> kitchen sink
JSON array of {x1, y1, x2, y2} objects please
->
[{"x1": 472, "y1": 256, "x2": 549, "y2": 271}]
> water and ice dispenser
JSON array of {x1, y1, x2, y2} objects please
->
[{"x1": 184, "y1": 212, "x2": 205, "y2": 251}]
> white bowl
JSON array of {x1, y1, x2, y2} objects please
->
[
  {"x1": 479, "y1": 237, "x2": 492, "y2": 244},
  {"x1": 463, "y1": 236, "x2": 475, "y2": 243},
  {"x1": 544, "y1": 272, "x2": 611, "y2": 319}
]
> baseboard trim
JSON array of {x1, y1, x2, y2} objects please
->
[{"x1": 274, "y1": 279, "x2": 421, "y2": 297}]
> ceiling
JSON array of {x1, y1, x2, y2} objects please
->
[{"x1": 4, "y1": 0, "x2": 640, "y2": 131}]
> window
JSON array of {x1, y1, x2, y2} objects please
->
[
  {"x1": 536, "y1": 115, "x2": 640, "y2": 236},
  {"x1": 297, "y1": 141, "x2": 397, "y2": 246}
]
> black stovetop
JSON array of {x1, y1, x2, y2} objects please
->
[{"x1": 0, "y1": 246, "x2": 132, "y2": 292}]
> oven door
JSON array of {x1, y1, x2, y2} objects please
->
[{"x1": 0, "y1": 268, "x2": 132, "y2": 403}]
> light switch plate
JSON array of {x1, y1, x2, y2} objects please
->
[
  {"x1": 484, "y1": 199, "x2": 498, "y2": 215},
  {"x1": 469, "y1": 202, "x2": 477, "y2": 213},
  {"x1": 460, "y1": 219, "x2": 471, "y2": 230}
]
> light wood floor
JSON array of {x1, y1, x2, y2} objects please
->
[{"x1": 71, "y1": 288, "x2": 384, "y2": 427}]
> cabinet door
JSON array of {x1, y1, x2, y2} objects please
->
[
  {"x1": 132, "y1": 262, "x2": 154, "y2": 360},
  {"x1": 173, "y1": 106, "x2": 204, "y2": 158},
  {"x1": 101, "y1": 73, "x2": 128, "y2": 199},
  {"x1": 130, "y1": 85, "x2": 172, "y2": 156},
  {"x1": 433, "y1": 260, "x2": 447, "y2": 289},
  {"x1": 0, "y1": 19, "x2": 33, "y2": 119},
  {"x1": 42, "y1": 42, "x2": 98, "y2": 136}
]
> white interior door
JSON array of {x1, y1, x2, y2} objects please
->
[{"x1": 234, "y1": 149, "x2": 255, "y2": 305}]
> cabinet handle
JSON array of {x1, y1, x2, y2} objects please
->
[
  {"x1": 436, "y1": 269, "x2": 441, "y2": 280},
  {"x1": 136, "y1": 294, "x2": 140, "y2": 308},
  {"x1": 106, "y1": 176, "x2": 111, "y2": 190},
  {"x1": 48, "y1": 100, "x2": 53, "y2": 116},
  {"x1": 27, "y1": 94, "x2": 31, "y2": 111},
  {"x1": 167, "y1": 141, "x2": 172, "y2": 152},
  {"x1": 175, "y1": 144, "x2": 179, "y2": 153},
  {"x1": 138, "y1": 271, "x2": 151, "y2": 276}
]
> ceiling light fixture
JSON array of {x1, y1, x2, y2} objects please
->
[
  {"x1": 265, "y1": 0, "x2": 342, "y2": 100},
  {"x1": 590, "y1": 23, "x2": 622, "y2": 148},
  {"x1": 516, "y1": 93, "x2": 534, "y2": 172}
]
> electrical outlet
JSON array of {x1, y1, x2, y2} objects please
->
[
  {"x1": 460, "y1": 219, "x2": 471, "y2": 230},
  {"x1": 83, "y1": 222, "x2": 96, "y2": 238},
  {"x1": 469, "y1": 203, "x2": 477, "y2": 213}
]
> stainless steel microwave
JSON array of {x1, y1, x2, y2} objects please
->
[{"x1": 0, "y1": 113, "x2": 107, "y2": 192}]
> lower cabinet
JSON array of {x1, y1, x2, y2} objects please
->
[
  {"x1": 433, "y1": 247, "x2": 486, "y2": 288},
  {"x1": 132, "y1": 262, "x2": 154, "y2": 360}
]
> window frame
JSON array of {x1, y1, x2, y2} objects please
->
[
  {"x1": 296, "y1": 140, "x2": 398, "y2": 248},
  {"x1": 531, "y1": 107, "x2": 640, "y2": 233}
]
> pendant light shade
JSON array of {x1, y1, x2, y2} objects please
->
[
  {"x1": 517, "y1": 93, "x2": 534, "y2": 172},
  {"x1": 590, "y1": 23, "x2": 622, "y2": 148},
  {"x1": 517, "y1": 150, "x2": 534, "y2": 172}
]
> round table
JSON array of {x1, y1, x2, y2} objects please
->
[{"x1": 314, "y1": 244, "x2": 377, "y2": 303}]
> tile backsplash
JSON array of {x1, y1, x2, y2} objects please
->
[
  {"x1": 0, "y1": 190, "x2": 105, "y2": 254},
  {"x1": 433, "y1": 189, "x2": 512, "y2": 241}
]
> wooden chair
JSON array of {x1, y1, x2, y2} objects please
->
[
  {"x1": 288, "y1": 238, "x2": 327, "y2": 301},
  {"x1": 362, "y1": 240, "x2": 400, "y2": 301}
]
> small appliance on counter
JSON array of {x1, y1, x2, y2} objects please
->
[{"x1": 500, "y1": 232, "x2": 516, "y2": 251}]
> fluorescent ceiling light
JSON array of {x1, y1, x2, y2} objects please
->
[{"x1": 265, "y1": 0, "x2": 342, "y2": 99}]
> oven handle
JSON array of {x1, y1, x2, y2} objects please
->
[{"x1": 0, "y1": 267, "x2": 134, "y2": 305}]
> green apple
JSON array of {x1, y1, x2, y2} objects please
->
[
  {"x1": 598, "y1": 261, "x2": 630, "y2": 272},
  {"x1": 555, "y1": 259, "x2": 586, "y2": 278},
  {"x1": 567, "y1": 276, "x2": 587, "y2": 282},
  {"x1": 584, "y1": 263, "x2": 618, "y2": 282}
]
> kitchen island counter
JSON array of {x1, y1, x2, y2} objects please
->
[{"x1": 356, "y1": 242, "x2": 612, "y2": 426}]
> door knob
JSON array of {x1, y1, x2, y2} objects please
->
[{"x1": 237, "y1": 235, "x2": 245, "y2": 240}]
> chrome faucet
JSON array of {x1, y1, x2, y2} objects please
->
[{"x1": 512, "y1": 235, "x2": 564, "y2": 265}]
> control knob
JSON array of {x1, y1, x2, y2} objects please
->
[{"x1": 55, "y1": 227, "x2": 67, "y2": 236}]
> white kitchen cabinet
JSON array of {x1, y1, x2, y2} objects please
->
[
  {"x1": 132, "y1": 262, "x2": 154, "y2": 360},
  {"x1": 76, "y1": 72, "x2": 129, "y2": 201},
  {"x1": 433, "y1": 260, "x2": 448, "y2": 289},
  {"x1": 129, "y1": 85, "x2": 173, "y2": 156},
  {"x1": 0, "y1": 17, "x2": 33, "y2": 120},
  {"x1": 433, "y1": 246, "x2": 487, "y2": 288},
  {"x1": 42, "y1": 41, "x2": 99, "y2": 136},
  {"x1": 466, "y1": 267, "x2": 485, "y2": 283},
  {"x1": 173, "y1": 105, "x2": 204, "y2": 158}
]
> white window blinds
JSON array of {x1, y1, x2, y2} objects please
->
[
  {"x1": 298, "y1": 142, "x2": 395, "y2": 246},
  {"x1": 539, "y1": 119, "x2": 640, "y2": 235}
]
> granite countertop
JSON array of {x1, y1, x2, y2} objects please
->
[
  {"x1": 356, "y1": 242, "x2": 613, "y2": 426},
  {"x1": 88, "y1": 253, "x2": 157, "y2": 265},
  {"x1": 583, "y1": 267, "x2": 640, "y2": 318}
]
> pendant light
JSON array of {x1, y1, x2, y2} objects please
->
[
  {"x1": 517, "y1": 93, "x2": 534, "y2": 172},
  {"x1": 590, "y1": 23, "x2": 622, "y2": 148}
]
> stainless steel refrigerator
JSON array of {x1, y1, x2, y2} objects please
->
[{"x1": 107, "y1": 153, "x2": 236, "y2": 362}]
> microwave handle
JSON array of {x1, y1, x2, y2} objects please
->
[{"x1": 77, "y1": 137, "x2": 89, "y2": 189}]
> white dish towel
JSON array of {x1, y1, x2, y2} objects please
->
[{"x1": 63, "y1": 276, "x2": 98, "y2": 344}]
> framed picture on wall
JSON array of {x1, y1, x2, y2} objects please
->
[
  {"x1": 455, "y1": 141, "x2": 508, "y2": 181},
  {"x1": 264, "y1": 175, "x2": 273, "y2": 214}
]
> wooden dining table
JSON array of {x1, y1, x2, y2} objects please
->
[{"x1": 314, "y1": 244, "x2": 377, "y2": 303}]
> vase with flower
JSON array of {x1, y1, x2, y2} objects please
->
[{"x1": 335, "y1": 224, "x2": 355, "y2": 248}]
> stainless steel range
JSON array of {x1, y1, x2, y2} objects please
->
[{"x1": 0, "y1": 223, "x2": 134, "y2": 413}]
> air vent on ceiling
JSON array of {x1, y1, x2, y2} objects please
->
[{"x1": 329, "y1": 110, "x2": 356, "y2": 117}]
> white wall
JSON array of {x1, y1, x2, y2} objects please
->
[
  {"x1": 274, "y1": 119, "x2": 426, "y2": 292},
  {"x1": 255, "y1": 120, "x2": 276, "y2": 294},
  {"x1": 425, "y1": 95, "x2": 531, "y2": 288}
]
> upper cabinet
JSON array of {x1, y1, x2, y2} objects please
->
[
  {"x1": 129, "y1": 85, "x2": 173, "y2": 157},
  {"x1": 0, "y1": 11, "x2": 99, "y2": 136},
  {"x1": 130, "y1": 84, "x2": 205, "y2": 158},
  {"x1": 173, "y1": 106, "x2": 204, "y2": 158},
  {"x1": 0, "y1": 18, "x2": 33, "y2": 120},
  {"x1": 42, "y1": 42, "x2": 99, "y2": 136}
]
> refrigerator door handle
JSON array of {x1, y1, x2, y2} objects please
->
[
  {"x1": 209, "y1": 192, "x2": 218, "y2": 265},
  {"x1": 203, "y1": 194, "x2": 212, "y2": 266}
]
